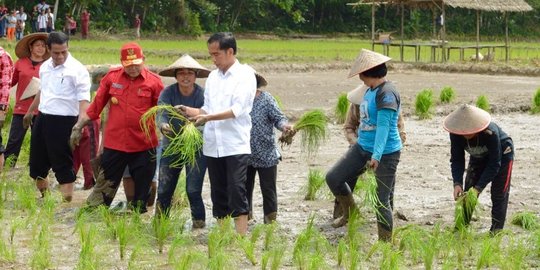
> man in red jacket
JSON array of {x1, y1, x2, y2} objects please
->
[{"x1": 70, "y1": 42, "x2": 163, "y2": 212}]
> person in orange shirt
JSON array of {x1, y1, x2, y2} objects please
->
[{"x1": 70, "y1": 42, "x2": 163, "y2": 212}]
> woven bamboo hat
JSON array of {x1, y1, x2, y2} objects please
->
[
  {"x1": 15, "y1": 33, "x2": 50, "y2": 59},
  {"x1": 348, "y1": 49, "x2": 391, "y2": 78},
  {"x1": 159, "y1": 54, "x2": 210, "y2": 78},
  {"x1": 347, "y1": 84, "x2": 369, "y2": 105},
  {"x1": 443, "y1": 104, "x2": 491, "y2": 135},
  {"x1": 244, "y1": 64, "x2": 267, "y2": 89}
]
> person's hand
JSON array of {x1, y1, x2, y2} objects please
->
[
  {"x1": 174, "y1": 105, "x2": 191, "y2": 118},
  {"x1": 368, "y1": 158, "x2": 379, "y2": 171},
  {"x1": 453, "y1": 185, "x2": 464, "y2": 201},
  {"x1": 192, "y1": 115, "x2": 208, "y2": 127},
  {"x1": 399, "y1": 131, "x2": 407, "y2": 144},
  {"x1": 69, "y1": 125, "x2": 83, "y2": 151},
  {"x1": 282, "y1": 124, "x2": 296, "y2": 137},
  {"x1": 23, "y1": 112, "x2": 33, "y2": 129},
  {"x1": 160, "y1": 123, "x2": 173, "y2": 136}
]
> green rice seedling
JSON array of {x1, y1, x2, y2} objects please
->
[
  {"x1": 368, "y1": 241, "x2": 402, "y2": 270},
  {"x1": 152, "y1": 213, "x2": 174, "y2": 253},
  {"x1": 337, "y1": 239, "x2": 347, "y2": 267},
  {"x1": 30, "y1": 224, "x2": 52, "y2": 270},
  {"x1": 9, "y1": 217, "x2": 25, "y2": 244},
  {"x1": 238, "y1": 224, "x2": 264, "y2": 265},
  {"x1": 533, "y1": 229, "x2": 540, "y2": 257},
  {"x1": 14, "y1": 177, "x2": 38, "y2": 215},
  {"x1": 454, "y1": 190, "x2": 479, "y2": 231},
  {"x1": 346, "y1": 209, "x2": 364, "y2": 244},
  {"x1": 476, "y1": 95, "x2": 491, "y2": 112},
  {"x1": 77, "y1": 224, "x2": 99, "y2": 270},
  {"x1": 511, "y1": 211, "x2": 539, "y2": 230},
  {"x1": 207, "y1": 217, "x2": 236, "y2": 259},
  {"x1": 498, "y1": 237, "x2": 529, "y2": 270},
  {"x1": 98, "y1": 205, "x2": 116, "y2": 239},
  {"x1": 280, "y1": 109, "x2": 328, "y2": 156},
  {"x1": 269, "y1": 243, "x2": 286, "y2": 270},
  {"x1": 531, "y1": 88, "x2": 540, "y2": 114},
  {"x1": 439, "y1": 86, "x2": 456, "y2": 103},
  {"x1": 476, "y1": 234, "x2": 502, "y2": 269},
  {"x1": 292, "y1": 215, "x2": 330, "y2": 270},
  {"x1": 115, "y1": 215, "x2": 130, "y2": 260},
  {"x1": 415, "y1": 88, "x2": 434, "y2": 119},
  {"x1": 173, "y1": 250, "x2": 207, "y2": 270},
  {"x1": 167, "y1": 232, "x2": 194, "y2": 264},
  {"x1": 127, "y1": 241, "x2": 144, "y2": 270},
  {"x1": 171, "y1": 171, "x2": 189, "y2": 210},
  {"x1": 304, "y1": 168, "x2": 326, "y2": 201},
  {"x1": 334, "y1": 92, "x2": 349, "y2": 124},
  {"x1": 0, "y1": 228, "x2": 15, "y2": 263},
  {"x1": 395, "y1": 224, "x2": 428, "y2": 264},
  {"x1": 356, "y1": 168, "x2": 386, "y2": 224},
  {"x1": 141, "y1": 105, "x2": 203, "y2": 168},
  {"x1": 40, "y1": 192, "x2": 59, "y2": 222},
  {"x1": 263, "y1": 221, "x2": 278, "y2": 250}
]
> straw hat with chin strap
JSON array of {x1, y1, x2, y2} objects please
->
[
  {"x1": 347, "y1": 49, "x2": 391, "y2": 78},
  {"x1": 346, "y1": 84, "x2": 369, "y2": 105},
  {"x1": 443, "y1": 104, "x2": 491, "y2": 135},
  {"x1": 15, "y1": 33, "x2": 50, "y2": 59},
  {"x1": 159, "y1": 54, "x2": 210, "y2": 78}
]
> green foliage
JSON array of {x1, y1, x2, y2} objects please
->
[
  {"x1": 304, "y1": 169, "x2": 326, "y2": 201},
  {"x1": 415, "y1": 89, "x2": 434, "y2": 119},
  {"x1": 334, "y1": 92, "x2": 349, "y2": 124},
  {"x1": 281, "y1": 109, "x2": 328, "y2": 156},
  {"x1": 439, "y1": 86, "x2": 456, "y2": 104},
  {"x1": 455, "y1": 190, "x2": 479, "y2": 231},
  {"x1": 511, "y1": 211, "x2": 539, "y2": 230},
  {"x1": 531, "y1": 88, "x2": 540, "y2": 114},
  {"x1": 476, "y1": 95, "x2": 491, "y2": 112}
]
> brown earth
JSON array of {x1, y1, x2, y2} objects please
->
[{"x1": 3, "y1": 68, "x2": 540, "y2": 269}]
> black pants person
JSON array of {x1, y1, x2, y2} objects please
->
[
  {"x1": 246, "y1": 165, "x2": 278, "y2": 218},
  {"x1": 464, "y1": 140, "x2": 514, "y2": 232},
  {"x1": 4, "y1": 114, "x2": 34, "y2": 167}
]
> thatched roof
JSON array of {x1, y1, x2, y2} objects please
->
[{"x1": 350, "y1": 0, "x2": 533, "y2": 12}]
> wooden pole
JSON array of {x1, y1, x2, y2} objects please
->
[
  {"x1": 371, "y1": 1, "x2": 376, "y2": 51},
  {"x1": 400, "y1": 2, "x2": 404, "y2": 62},
  {"x1": 505, "y1": 12, "x2": 509, "y2": 62},
  {"x1": 476, "y1": 10, "x2": 480, "y2": 62},
  {"x1": 441, "y1": 3, "x2": 446, "y2": 62}
]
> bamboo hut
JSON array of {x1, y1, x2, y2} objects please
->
[{"x1": 349, "y1": 0, "x2": 533, "y2": 62}]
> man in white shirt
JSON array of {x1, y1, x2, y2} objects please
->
[
  {"x1": 23, "y1": 31, "x2": 91, "y2": 202},
  {"x1": 179, "y1": 32, "x2": 256, "y2": 235}
]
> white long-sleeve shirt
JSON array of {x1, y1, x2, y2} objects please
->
[{"x1": 202, "y1": 60, "x2": 256, "y2": 157}]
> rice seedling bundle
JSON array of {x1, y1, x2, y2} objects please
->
[
  {"x1": 357, "y1": 168, "x2": 386, "y2": 223},
  {"x1": 531, "y1": 88, "x2": 540, "y2": 114},
  {"x1": 152, "y1": 213, "x2": 174, "y2": 253},
  {"x1": 439, "y1": 86, "x2": 456, "y2": 103},
  {"x1": 476, "y1": 95, "x2": 491, "y2": 112},
  {"x1": 141, "y1": 105, "x2": 203, "y2": 168},
  {"x1": 334, "y1": 92, "x2": 349, "y2": 124},
  {"x1": 279, "y1": 109, "x2": 328, "y2": 156},
  {"x1": 304, "y1": 169, "x2": 326, "y2": 201},
  {"x1": 454, "y1": 190, "x2": 478, "y2": 231},
  {"x1": 511, "y1": 211, "x2": 539, "y2": 230},
  {"x1": 415, "y1": 89, "x2": 434, "y2": 119}
]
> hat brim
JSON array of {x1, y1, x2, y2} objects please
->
[
  {"x1": 15, "y1": 33, "x2": 50, "y2": 59},
  {"x1": 347, "y1": 49, "x2": 391, "y2": 78},
  {"x1": 443, "y1": 104, "x2": 491, "y2": 135},
  {"x1": 255, "y1": 73, "x2": 267, "y2": 88},
  {"x1": 159, "y1": 68, "x2": 210, "y2": 78},
  {"x1": 347, "y1": 84, "x2": 368, "y2": 105},
  {"x1": 121, "y1": 58, "x2": 144, "y2": 67}
]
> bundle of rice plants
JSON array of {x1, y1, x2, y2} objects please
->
[
  {"x1": 334, "y1": 92, "x2": 349, "y2": 124},
  {"x1": 476, "y1": 95, "x2": 491, "y2": 112},
  {"x1": 454, "y1": 190, "x2": 478, "y2": 231},
  {"x1": 141, "y1": 105, "x2": 203, "y2": 168},
  {"x1": 152, "y1": 213, "x2": 174, "y2": 253},
  {"x1": 279, "y1": 109, "x2": 328, "y2": 156},
  {"x1": 511, "y1": 211, "x2": 539, "y2": 230},
  {"x1": 439, "y1": 86, "x2": 456, "y2": 103},
  {"x1": 304, "y1": 169, "x2": 326, "y2": 201},
  {"x1": 356, "y1": 168, "x2": 386, "y2": 224},
  {"x1": 415, "y1": 89, "x2": 434, "y2": 119},
  {"x1": 531, "y1": 88, "x2": 540, "y2": 114}
]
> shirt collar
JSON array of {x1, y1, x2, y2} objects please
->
[{"x1": 218, "y1": 59, "x2": 240, "y2": 78}]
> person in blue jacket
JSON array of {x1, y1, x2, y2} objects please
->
[{"x1": 325, "y1": 49, "x2": 402, "y2": 242}]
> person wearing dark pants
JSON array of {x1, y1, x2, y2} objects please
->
[
  {"x1": 6, "y1": 33, "x2": 49, "y2": 167},
  {"x1": 325, "y1": 49, "x2": 402, "y2": 242},
  {"x1": 444, "y1": 104, "x2": 514, "y2": 234},
  {"x1": 245, "y1": 69, "x2": 293, "y2": 224},
  {"x1": 70, "y1": 42, "x2": 163, "y2": 212},
  {"x1": 179, "y1": 32, "x2": 256, "y2": 235},
  {"x1": 22, "y1": 32, "x2": 91, "y2": 202},
  {"x1": 154, "y1": 54, "x2": 210, "y2": 228}
]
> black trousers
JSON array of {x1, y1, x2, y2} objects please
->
[
  {"x1": 464, "y1": 140, "x2": 514, "y2": 231},
  {"x1": 101, "y1": 148, "x2": 156, "y2": 212},
  {"x1": 4, "y1": 114, "x2": 34, "y2": 166},
  {"x1": 246, "y1": 165, "x2": 278, "y2": 217},
  {"x1": 206, "y1": 154, "x2": 249, "y2": 218},
  {"x1": 29, "y1": 112, "x2": 77, "y2": 184}
]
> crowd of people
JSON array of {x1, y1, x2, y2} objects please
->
[{"x1": 0, "y1": 28, "x2": 515, "y2": 239}]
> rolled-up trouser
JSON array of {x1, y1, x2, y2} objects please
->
[
  {"x1": 326, "y1": 144, "x2": 400, "y2": 231},
  {"x1": 464, "y1": 140, "x2": 514, "y2": 232},
  {"x1": 85, "y1": 148, "x2": 156, "y2": 212},
  {"x1": 207, "y1": 154, "x2": 249, "y2": 218},
  {"x1": 246, "y1": 165, "x2": 278, "y2": 216},
  {"x1": 157, "y1": 150, "x2": 207, "y2": 220}
]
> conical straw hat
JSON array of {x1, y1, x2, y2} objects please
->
[
  {"x1": 347, "y1": 49, "x2": 391, "y2": 78},
  {"x1": 347, "y1": 84, "x2": 369, "y2": 105},
  {"x1": 159, "y1": 54, "x2": 210, "y2": 78},
  {"x1": 443, "y1": 104, "x2": 491, "y2": 135},
  {"x1": 15, "y1": 32, "x2": 50, "y2": 59}
]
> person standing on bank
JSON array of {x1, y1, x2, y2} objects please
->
[
  {"x1": 80, "y1": 9, "x2": 90, "y2": 39},
  {"x1": 178, "y1": 32, "x2": 256, "y2": 235},
  {"x1": 443, "y1": 104, "x2": 514, "y2": 234},
  {"x1": 70, "y1": 42, "x2": 163, "y2": 213},
  {"x1": 155, "y1": 54, "x2": 210, "y2": 228},
  {"x1": 325, "y1": 49, "x2": 402, "y2": 242},
  {"x1": 245, "y1": 68, "x2": 294, "y2": 224},
  {"x1": 5, "y1": 33, "x2": 49, "y2": 168},
  {"x1": 0, "y1": 45, "x2": 14, "y2": 169},
  {"x1": 23, "y1": 32, "x2": 91, "y2": 201}
]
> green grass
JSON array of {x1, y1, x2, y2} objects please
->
[
  {"x1": 415, "y1": 89, "x2": 434, "y2": 119},
  {"x1": 439, "y1": 86, "x2": 456, "y2": 103},
  {"x1": 531, "y1": 88, "x2": 540, "y2": 114},
  {"x1": 476, "y1": 95, "x2": 491, "y2": 112},
  {"x1": 334, "y1": 92, "x2": 349, "y2": 124}
]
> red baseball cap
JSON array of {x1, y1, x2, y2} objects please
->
[{"x1": 120, "y1": 42, "x2": 144, "y2": 67}]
